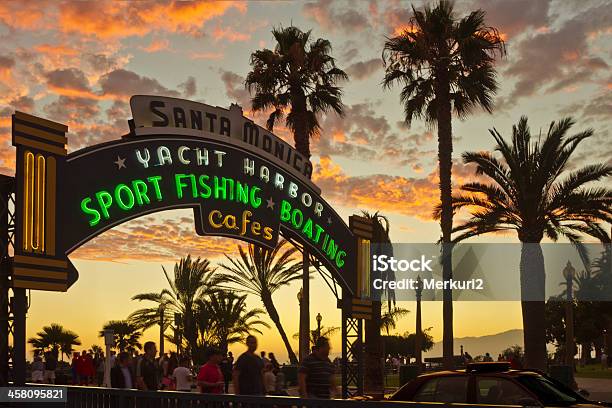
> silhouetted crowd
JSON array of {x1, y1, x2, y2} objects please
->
[{"x1": 30, "y1": 335, "x2": 338, "y2": 399}]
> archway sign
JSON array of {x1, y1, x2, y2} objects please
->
[{"x1": 10, "y1": 95, "x2": 373, "y2": 299}]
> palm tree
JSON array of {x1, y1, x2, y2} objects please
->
[
  {"x1": 446, "y1": 116, "x2": 612, "y2": 370},
  {"x1": 28, "y1": 324, "x2": 81, "y2": 361},
  {"x1": 381, "y1": 306, "x2": 411, "y2": 336},
  {"x1": 99, "y1": 321, "x2": 142, "y2": 355},
  {"x1": 130, "y1": 255, "x2": 221, "y2": 356},
  {"x1": 202, "y1": 291, "x2": 269, "y2": 353},
  {"x1": 382, "y1": 1, "x2": 505, "y2": 368},
  {"x1": 246, "y1": 25, "x2": 347, "y2": 157},
  {"x1": 246, "y1": 25, "x2": 347, "y2": 362},
  {"x1": 218, "y1": 240, "x2": 302, "y2": 364},
  {"x1": 128, "y1": 291, "x2": 173, "y2": 358}
]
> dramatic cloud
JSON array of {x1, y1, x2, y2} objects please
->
[
  {"x1": 504, "y1": 2, "x2": 611, "y2": 102},
  {"x1": 142, "y1": 38, "x2": 170, "y2": 53},
  {"x1": 468, "y1": 0, "x2": 551, "y2": 39},
  {"x1": 98, "y1": 68, "x2": 181, "y2": 98},
  {"x1": 314, "y1": 102, "x2": 434, "y2": 168},
  {"x1": 71, "y1": 214, "x2": 238, "y2": 262},
  {"x1": 44, "y1": 68, "x2": 92, "y2": 96},
  {"x1": 178, "y1": 76, "x2": 197, "y2": 98},
  {"x1": 212, "y1": 26, "x2": 251, "y2": 42},
  {"x1": 345, "y1": 58, "x2": 382, "y2": 80},
  {"x1": 303, "y1": 0, "x2": 370, "y2": 33},
  {"x1": 43, "y1": 96, "x2": 100, "y2": 123},
  {"x1": 313, "y1": 156, "x2": 478, "y2": 220},
  {"x1": 219, "y1": 69, "x2": 250, "y2": 108},
  {"x1": 85, "y1": 53, "x2": 125, "y2": 74},
  {"x1": 0, "y1": 55, "x2": 15, "y2": 69},
  {"x1": 57, "y1": 1, "x2": 246, "y2": 39}
]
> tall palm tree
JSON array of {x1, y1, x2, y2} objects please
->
[
  {"x1": 202, "y1": 291, "x2": 269, "y2": 353},
  {"x1": 28, "y1": 324, "x2": 81, "y2": 361},
  {"x1": 246, "y1": 25, "x2": 347, "y2": 362},
  {"x1": 128, "y1": 291, "x2": 173, "y2": 357},
  {"x1": 218, "y1": 240, "x2": 302, "y2": 364},
  {"x1": 446, "y1": 116, "x2": 612, "y2": 370},
  {"x1": 130, "y1": 255, "x2": 221, "y2": 356},
  {"x1": 382, "y1": 1, "x2": 505, "y2": 368},
  {"x1": 99, "y1": 321, "x2": 142, "y2": 355},
  {"x1": 246, "y1": 25, "x2": 347, "y2": 158}
]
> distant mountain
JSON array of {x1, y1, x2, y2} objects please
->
[{"x1": 425, "y1": 329, "x2": 523, "y2": 359}]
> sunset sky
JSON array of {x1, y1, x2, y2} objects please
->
[{"x1": 0, "y1": 0, "x2": 610, "y2": 362}]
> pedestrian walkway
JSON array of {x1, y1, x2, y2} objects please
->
[{"x1": 577, "y1": 377, "x2": 612, "y2": 402}]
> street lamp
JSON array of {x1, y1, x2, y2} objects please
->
[
  {"x1": 316, "y1": 313, "x2": 322, "y2": 341},
  {"x1": 174, "y1": 313, "x2": 182, "y2": 356},
  {"x1": 415, "y1": 275, "x2": 423, "y2": 372},
  {"x1": 563, "y1": 261, "x2": 575, "y2": 367}
]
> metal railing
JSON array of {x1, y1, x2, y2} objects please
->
[{"x1": 27, "y1": 384, "x2": 516, "y2": 408}]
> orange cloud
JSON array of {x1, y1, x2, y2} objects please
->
[
  {"x1": 313, "y1": 156, "x2": 479, "y2": 220},
  {"x1": 71, "y1": 214, "x2": 240, "y2": 262},
  {"x1": 142, "y1": 38, "x2": 170, "y2": 53},
  {"x1": 35, "y1": 44, "x2": 80, "y2": 56},
  {"x1": 0, "y1": 2, "x2": 49, "y2": 30},
  {"x1": 188, "y1": 51, "x2": 225, "y2": 60},
  {"x1": 213, "y1": 26, "x2": 251, "y2": 42},
  {"x1": 58, "y1": 1, "x2": 246, "y2": 39}
]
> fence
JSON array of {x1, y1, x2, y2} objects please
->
[{"x1": 23, "y1": 384, "x2": 516, "y2": 408}]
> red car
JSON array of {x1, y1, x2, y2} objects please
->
[{"x1": 389, "y1": 362, "x2": 610, "y2": 407}]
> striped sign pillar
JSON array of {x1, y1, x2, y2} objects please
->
[
  {"x1": 10, "y1": 112, "x2": 71, "y2": 385},
  {"x1": 341, "y1": 215, "x2": 376, "y2": 398},
  {"x1": 12, "y1": 111, "x2": 72, "y2": 291}
]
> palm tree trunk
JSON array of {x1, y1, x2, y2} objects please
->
[
  {"x1": 520, "y1": 242, "x2": 547, "y2": 370},
  {"x1": 262, "y1": 294, "x2": 299, "y2": 364},
  {"x1": 436, "y1": 71, "x2": 454, "y2": 369},
  {"x1": 292, "y1": 97, "x2": 310, "y2": 158},
  {"x1": 292, "y1": 94, "x2": 311, "y2": 363},
  {"x1": 365, "y1": 301, "x2": 384, "y2": 398}
]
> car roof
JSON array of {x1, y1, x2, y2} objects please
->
[{"x1": 416, "y1": 368, "x2": 541, "y2": 378}]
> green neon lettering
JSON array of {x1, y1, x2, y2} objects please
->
[
  {"x1": 302, "y1": 218, "x2": 313, "y2": 240},
  {"x1": 326, "y1": 238, "x2": 338, "y2": 260},
  {"x1": 147, "y1": 176, "x2": 163, "y2": 201},
  {"x1": 313, "y1": 224, "x2": 324, "y2": 243},
  {"x1": 237, "y1": 181, "x2": 248, "y2": 204},
  {"x1": 115, "y1": 184, "x2": 135, "y2": 210},
  {"x1": 132, "y1": 179, "x2": 150, "y2": 205},
  {"x1": 291, "y1": 208, "x2": 303, "y2": 229},
  {"x1": 175, "y1": 174, "x2": 189, "y2": 199},
  {"x1": 95, "y1": 191, "x2": 113, "y2": 219},
  {"x1": 336, "y1": 250, "x2": 346, "y2": 268},
  {"x1": 250, "y1": 186, "x2": 261, "y2": 209},
  {"x1": 81, "y1": 197, "x2": 101, "y2": 226},
  {"x1": 199, "y1": 175, "x2": 211, "y2": 198},
  {"x1": 280, "y1": 200, "x2": 291, "y2": 222},
  {"x1": 214, "y1": 176, "x2": 226, "y2": 200},
  {"x1": 226, "y1": 178, "x2": 234, "y2": 201},
  {"x1": 189, "y1": 174, "x2": 197, "y2": 198}
]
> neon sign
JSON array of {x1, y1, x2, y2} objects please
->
[{"x1": 11, "y1": 98, "x2": 360, "y2": 295}]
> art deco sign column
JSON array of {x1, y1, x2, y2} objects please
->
[{"x1": 12, "y1": 112, "x2": 71, "y2": 292}]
